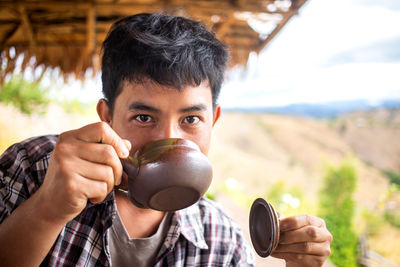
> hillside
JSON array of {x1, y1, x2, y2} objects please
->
[
  {"x1": 208, "y1": 110, "x2": 399, "y2": 266},
  {"x1": 331, "y1": 108, "x2": 400, "y2": 173},
  {"x1": 209, "y1": 111, "x2": 391, "y2": 211}
]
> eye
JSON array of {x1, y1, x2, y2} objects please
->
[
  {"x1": 134, "y1": 114, "x2": 153, "y2": 123},
  {"x1": 182, "y1": 116, "x2": 200, "y2": 124}
]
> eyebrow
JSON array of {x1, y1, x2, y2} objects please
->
[
  {"x1": 128, "y1": 101, "x2": 160, "y2": 113},
  {"x1": 179, "y1": 104, "x2": 208, "y2": 113},
  {"x1": 128, "y1": 102, "x2": 208, "y2": 113}
]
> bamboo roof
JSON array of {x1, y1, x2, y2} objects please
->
[{"x1": 0, "y1": 0, "x2": 307, "y2": 83}]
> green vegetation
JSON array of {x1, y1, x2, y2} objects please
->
[
  {"x1": 205, "y1": 191, "x2": 216, "y2": 201},
  {"x1": 318, "y1": 163, "x2": 359, "y2": 267},
  {"x1": 0, "y1": 75, "x2": 49, "y2": 114},
  {"x1": 266, "y1": 181, "x2": 312, "y2": 216},
  {"x1": 382, "y1": 184, "x2": 400, "y2": 229},
  {"x1": 360, "y1": 209, "x2": 385, "y2": 236},
  {"x1": 58, "y1": 99, "x2": 97, "y2": 115},
  {"x1": 384, "y1": 211, "x2": 400, "y2": 229},
  {"x1": 382, "y1": 170, "x2": 400, "y2": 187},
  {"x1": 215, "y1": 180, "x2": 255, "y2": 209},
  {"x1": 59, "y1": 99, "x2": 86, "y2": 114}
]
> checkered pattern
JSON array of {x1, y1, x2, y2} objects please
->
[{"x1": 1, "y1": 135, "x2": 255, "y2": 266}]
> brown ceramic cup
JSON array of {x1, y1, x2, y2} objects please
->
[
  {"x1": 120, "y1": 138, "x2": 213, "y2": 211},
  {"x1": 249, "y1": 198, "x2": 280, "y2": 257}
]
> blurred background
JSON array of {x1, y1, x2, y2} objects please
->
[{"x1": 0, "y1": 0, "x2": 399, "y2": 266}]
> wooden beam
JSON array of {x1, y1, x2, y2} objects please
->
[
  {"x1": 218, "y1": 17, "x2": 235, "y2": 37},
  {"x1": 87, "y1": 5, "x2": 100, "y2": 74},
  {"x1": 0, "y1": 23, "x2": 20, "y2": 51},
  {"x1": 236, "y1": 0, "x2": 247, "y2": 8},
  {"x1": 0, "y1": 0, "x2": 309, "y2": 75},
  {"x1": 18, "y1": 4, "x2": 36, "y2": 51},
  {"x1": 253, "y1": 13, "x2": 290, "y2": 54},
  {"x1": 254, "y1": 0, "x2": 307, "y2": 53},
  {"x1": 4, "y1": 42, "x2": 87, "y2": 47},
  {"x1": 0, "y1": 2, "x2": 90, "y2": 11},
  {"x1": 86, "y1": 5, "x2": 96, "y2": 54},
  {"x1": 0, "y1": 1, "x2": 285, "y2": 16}
]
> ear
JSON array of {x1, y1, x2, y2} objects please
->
[
  {"x1": 212, "y1": 105, "x2": 221, "y2": 127},
  {"x1": 97, "y1": 99, "x2": 112, "y2": 124}
]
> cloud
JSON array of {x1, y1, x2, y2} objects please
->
[
  {"x1": 325, "y1": 36, "x2": 400, "y2": 65},
  {"x1": 353, "y1": 0, "x2": 400, "y2": 10},
  {"x1": 219, "y1": 0, "x2": 400, "y2": 108},
  {"x1": 220, "y1": 61, "x2": 400, "y2": 108}
]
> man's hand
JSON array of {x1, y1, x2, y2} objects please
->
[
  {"x1": 0, "y1": 122, "x2": 131, "y2": 267},
  {"x1": 37, "y1": 122, "x2": 131, "y2": 223},
  {"x1": 271, "y1": 214, "x2": 332, "y2": 267}
]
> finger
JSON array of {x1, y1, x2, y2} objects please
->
[
  {"x1": 116, "y1": 171, "x2": 129, "y2": 191},
  {"x1": 273, "y1": 241, "x2": 331, "y2": 256},
  {"x1": 280, "y1": 215, "x2": 326, "y2": 232},
  {"x1": 279, "y1": 226, "x2": 332, "y2": 244},
  {"x1": 75, "y1": 122, "x2": 130, "y2": 158},
  {"x1": 74, "y1": 159, "x2": 116, "y2": 193},
  {"x1": 75, "y1": 142, "x2": 123, "y2": 185},
  {"x1": 271, "y1": 252, "x2": 327, "y2": 267},
  {"x1": 277, "y1": 212, "x2": 286, "y2": 219},
  {"x1": 62, "y1": 173, "x2": 110, "y2": 204},
  {"x1": 78, "y1": 177, "x2": 109, "y2": 204},
  {"x1": 123, "y1": 139, "x2": 132, "y2": 152}
]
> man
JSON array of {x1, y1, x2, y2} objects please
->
[{"x1": 0, "y1": 13, "x2": 332, "y2": 266}]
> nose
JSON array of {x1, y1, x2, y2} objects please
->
[{"x1": 156, "y1": 120, "x2": 184, "y2": 140}]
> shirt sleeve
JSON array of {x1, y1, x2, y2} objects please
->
[{"x1": 0, "y1": 136, "x2": 56, "y2": 223}]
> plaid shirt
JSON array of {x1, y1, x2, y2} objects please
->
[{"x1": 0, "y1": 135, "x2": 255, "y2": 266}]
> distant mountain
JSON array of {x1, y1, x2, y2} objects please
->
[{"x1": 225, "y1": 99, "x2": 400, "y2": 118}]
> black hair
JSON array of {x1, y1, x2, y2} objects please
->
[{"x1": 101, "y1": 13, "x2": 229, "y2": 113}]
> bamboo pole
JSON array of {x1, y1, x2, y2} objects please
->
[{"x1": 18, "y1": 4, "x2": 37, "y2": 52}]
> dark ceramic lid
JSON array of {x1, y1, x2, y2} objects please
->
[{"x1": 249, "y1": 198, "x2": 280, "y2": 257}]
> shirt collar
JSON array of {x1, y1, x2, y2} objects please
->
[
  {"x1": 86, "y1": 190, "x2": 115, "y2": 231},
  {"x1": 172, "y1": 201, "x2": 209, "y2": 250},
  {"x1": 95, "y1": 192, "x2": 209, "y2": 250}
]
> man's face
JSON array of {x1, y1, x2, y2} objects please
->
[{"x1": 98, "y1": 80, "x2": 220, "y2": 156}]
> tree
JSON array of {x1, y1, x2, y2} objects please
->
[
  {"x1": 0, "y1": 75, "x2": 49, "y2": 114},
  {"x1": 319, "y1": 163, "x2": 359, "y2": 267}
]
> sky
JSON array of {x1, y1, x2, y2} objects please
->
[
  {"x1": 49, "y1": 0, "x2": 400, "y2": 108},
  {"x1": 219, "y1": 0, "x2": 400, "y2": 108}
]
